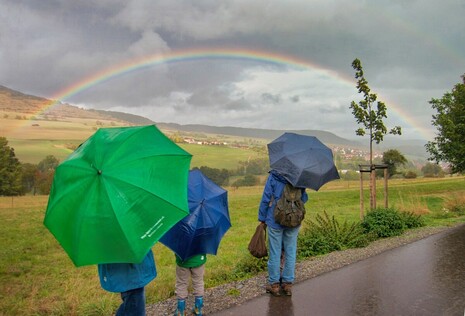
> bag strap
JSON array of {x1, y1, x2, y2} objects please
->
[
  {"x1": 268, "y1": 182, "x2": 289, "y2": 207},
  {"x1": 261, "y1": 222, "x2": 267, "y2": 238},
  {"x1": 268, "y1": 195, "x2": 274, "y2": 207}
]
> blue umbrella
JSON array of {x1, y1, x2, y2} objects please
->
[
  {"x1": 160, "y1": 169, "x2": 231, "y2": 260},
  {"x1": 268, "y1": 132, "x2": 340, "y2": 190}
]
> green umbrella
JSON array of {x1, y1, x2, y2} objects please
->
[{"x1": 44, "y1": 125, "x2": 192, "y2": 267}]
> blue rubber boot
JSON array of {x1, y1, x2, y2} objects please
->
[
  {"x1": 192, "y1": 296, "x2": 203, "y2": 315},
  {"x1": 174, "y1": 299, "x2": 186, "y2": 316}
]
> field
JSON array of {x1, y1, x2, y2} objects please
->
[
  {"x1": 1, "y1": 177, "x2": 465, "y2": 315},
  {"x1": 2, "y1": 115, "x2": 113, "y2": 163},
  {"x1": 1, "y1": 115, "x2": 266, "y2": 169}
]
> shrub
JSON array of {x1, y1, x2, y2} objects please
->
[
  {"x1": 361, "y1": 208, "x2": 405, "y2": 238},
  {"x1": 231, "y1": 175, "x2": 259, "y2": 187},
  {"x1": 298, "y1": 233, "x2": 333, "y2": 258},
  {"x1": 400, "y1": 211, "x2": 425, "y2": 228},
  {"x1": 404, "y1": 170, "x2": 417, "y2": 179},
  {"x1": 444, "y1": 193, "x2": 465, "y2": 216},
  {"x1": 297, "y1": 211, "x2": 369, "y2": 259},
  {"x1": 231, "y1": 255, "x2": 267, "y2": 280}
]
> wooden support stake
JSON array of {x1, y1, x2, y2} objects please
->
[
  {"x1": 384, "y1": 168, "x2": 388, "y2": 208},
  {"x1": 371, "y1": 167, "x2": 376, "y2": 209},
  {"x1": 360, "y1": 170, "x2": 364, "y2": 219}
]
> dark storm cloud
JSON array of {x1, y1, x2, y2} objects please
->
[{"x1": 1, "y1": 0, "x2": 464, "y2": 139}]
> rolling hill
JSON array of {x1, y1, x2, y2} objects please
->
[
  {"x1": 0, "y1": 84, "x2": 358, "y2": 145},
  {"x1": 1, "y1": 84, "x2": 428, "y2": 159}
]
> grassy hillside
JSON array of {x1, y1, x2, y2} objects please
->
[
  {"x1": 1, "y1": 113, "x2": 266, "y2": 169},
  {"x1": 0, "y1": 85, "x2": 267, "y2": 167},
  {"x1": 180, "y1": 143, "x2": 265, "y2": 170},
  {"x1": 2, "y1": 116, "x2": 120, "y2": 163}
]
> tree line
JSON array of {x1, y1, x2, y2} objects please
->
[
  {"x1": 1, "y1": 134, "x2": 450, "y2": 197},
  {"x1": 0, "y1": 137, "x2": 59, "y2": 196},
  {"x1": 0, "y1": 136, "x2": 271, "y2": 196}
]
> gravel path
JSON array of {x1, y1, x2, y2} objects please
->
[{"x1": 146, "y1": 224, "x2": 459, "y2": 315}]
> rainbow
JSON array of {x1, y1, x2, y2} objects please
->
[{"x1": 35, "y1": 47, "x2": 433, "y2": 139}]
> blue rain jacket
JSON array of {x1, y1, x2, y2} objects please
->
[
  {"x1": 98, "y1": 249, "x2": 157, "y2": 293},
  {"x1": 258, "y1": 170, "x2": 308, "y2": 229}
]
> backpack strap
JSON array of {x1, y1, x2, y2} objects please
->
[{"x1": 268, "y1": 195, "x2": 275, "y2": 207}]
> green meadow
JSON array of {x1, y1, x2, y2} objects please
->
[
  {"x1": 180, "y1": 143, "x2": 265, "y2": 170},
  {"x1": 1, "y1": 177, "x2": 465, "y2": 315}
]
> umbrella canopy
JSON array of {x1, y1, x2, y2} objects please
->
[
  {"x1": 268, "y1": 132, "x2": 340, "y2": 190},
  {"x1": 44, "y1": 125, "x2": 192, "y2": 267},
  {"x1": 160, "y1": 169, "x2": 231, "y2": 261}
]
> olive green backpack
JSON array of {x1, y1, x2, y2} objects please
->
[{"x1": 274, "y1": 183, "x2": 306, "y2": 227}]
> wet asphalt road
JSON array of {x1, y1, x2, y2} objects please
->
[{"x1": 212, "y1": 224, "x2": 465, "y2": 316}]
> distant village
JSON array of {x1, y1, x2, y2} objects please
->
[{"x1": 181, "y1": 135, "x2": 382, "y2": 163}]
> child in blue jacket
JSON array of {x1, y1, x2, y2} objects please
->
[{"x1": 98, "y1": 249, "x2": 157, "y2": 316}]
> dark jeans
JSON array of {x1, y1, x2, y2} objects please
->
[{"x1": 116, "y1": 287, "x2": 145, "y2": 316}]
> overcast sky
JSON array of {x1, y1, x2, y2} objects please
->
[{"x1": 1, "y1": 0, "x2": 464, "y2": 141}]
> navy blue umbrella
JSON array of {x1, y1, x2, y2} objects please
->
[
  {"x1": 268, "y1": 133, "x2": 340, "y2": 190},
  {"x1": 160, "y1": 169, "x2": 231, "y2": 261}
]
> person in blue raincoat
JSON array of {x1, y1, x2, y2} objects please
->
[
  {"x1": 98, "y1": 249, "x2": 157, "y2": 316},
  {"x1": 258, "y1": 170, "x2": 308, "y2": 297}
]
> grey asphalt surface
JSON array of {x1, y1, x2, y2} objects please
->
[{"x1": 212, "y1": 224, "x2": 465, "y2": 316}]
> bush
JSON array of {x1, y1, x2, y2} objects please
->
[
  {"x1": 297, "y1": 211, "x2": 369, "y2": 259},
  {"x1": 361, "y1": 208, "x2": 406, "y2": 238},
  {"x1": 231, "y1": 255, "x2": 267, "y2": 280},
  {"x1": 231, "y1": 175, "x2": 259, "y2": 187},
  {"x1": 404, "y1": 170, "x2": 417, "y2": 179},
  {"x1": 341, "y1": 170, "x2": 360, "y2": 181},
  {"x1": 442, "y1": 194, "x2": 465, "y2": 216},
  {"x1": 400, "y1": 211, "x2": 425, "y2": 228},
  {"x1": 196, "y1": 166, "x2": 230, "y2": 186}
]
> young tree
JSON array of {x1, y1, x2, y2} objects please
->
[
  {"x1": 20, "y1": 162, "x2": 38, "y2": 194},
  {"x1": 0, "y1": 137, "x2": 23, "y2": 196},
  {"x1": 350, "y1": 58, "x2": 402, "y2": 209},
  {"x1": 35, "y1": 155, "x2": 60, "y2": 195},
  {"x1": 426, "y1": 74, "x2": 465, "y2": 174},
  {"x1": 421, "y1": 162, "x2": 445, "y2": 178},
  {"x1": 380, "y1": 149, "x2": 407, "y2": 178},
  {"x1": 37, "y1": 155, "x2": 60, "y2": 172}
]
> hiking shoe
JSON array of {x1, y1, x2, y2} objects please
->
[
  {"x1": 265, "y1": 283, "x2": 281, "y2": 297},
  {"x1": 282, "y1": 282, "x2": 292, "y2": 296}
]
